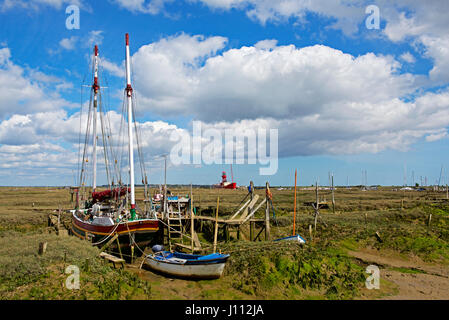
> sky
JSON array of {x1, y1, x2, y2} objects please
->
[{"x1": 1, "y1": 0, "x2": 449, "y2": 187}]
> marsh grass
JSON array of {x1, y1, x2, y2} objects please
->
[{"x1": 1, "y1": 186, "x2": 449, "y2": 299}]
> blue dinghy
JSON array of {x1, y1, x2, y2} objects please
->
[
  {"x1": 274, "y1": 234, "x2": 306, "y2": 244},
  {"x1": 144, "y1": 251, "x2": 230, "y2": 279}
]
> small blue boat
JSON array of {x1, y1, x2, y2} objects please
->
[
  {"x1": 144, "y1": 251, "x2": 230, "y2": 279},
  {"x1": 274, "y1": 234, "x2": 306, "y2": 244}
]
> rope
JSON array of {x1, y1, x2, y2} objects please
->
[{"x1": 90, "y1": 217, "x2": 122, "y2": 245}]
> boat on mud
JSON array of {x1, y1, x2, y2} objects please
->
[
  {"x1": 144, "y1": 251, "x2": 230, "y2": 279},
  {"x1": 70, "y1": 34, "x2": 159, "y2": 250}
]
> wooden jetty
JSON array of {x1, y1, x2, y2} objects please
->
[{"x1": 161, "y1": 181, "x2": 273, "y2": 253}]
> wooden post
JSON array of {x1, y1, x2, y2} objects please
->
[
  {"x1": 308, "y1": 224, "x2": 313, "y2": 241},
  {"x1": 163, "y1": 155, "x2": 167, "y2": 219},
  {"x1": 375, "y1": 231, "x2": 383, "y2": 243},
  {"x1": 100, "y1": 233, "x2": 118, "y2": 253},
  {"x1": 265, "y1": 182, "x2": 271, "y2": 241},
  {"x1": 116, "y1": 236, "x2": 123, "y2": 261},
  {"x1": 428, "y1": 213, "x2": 432, "y2": 230},
  {"x1": 365, "y1": 212, "x2": 368, "y2": 230},
  {"x1": 84, "y1": 258, "x2": 90, "y2": 272},
  {"x1": 57, "y1": 205, "x2": 61, "y2": 231},
  {"x1": 38, "y1": 242, "x2": 47, "y2": 255},
  {"x1": 250, "y1": 220, "x2": 254, "y2": 241},
  {"x1": 332, "y1": 173, "x2": 335, "y2": 213},
  {"x1": 446, "y1": 184, "x2": 448, "y2": 200},
  {"x1": 293, "y1": 169, "x2": 297, "y2": 236},
  {"x1": 190, "y1": 183, "x2": 194, "y2": 253},
  {"x1": 131, "y1": 245, "x2": 135, "y2": 264},
  {"x1": 314, "y1": 182, "x2": 319, "y2": 231},
  {"x1": 213, "y1": 197, "x2": 219, "y2": 253}
]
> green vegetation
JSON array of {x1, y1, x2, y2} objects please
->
[
  {"x1": 1, "y1": 186, "x2": 449, "y2": 299},
  {"x1": 221, "y1": 241, "x2": 365, "y2": 299}
]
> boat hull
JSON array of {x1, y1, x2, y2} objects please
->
[
  {"x1": 71, "y1": 212, "x2": 159, "y2": 250},
  {"x1": 144, "y1": 253, "x2": 229, "y2": 279},
  {"x1": 274, "y1": 234, "x2": 306, "y2": 244}
]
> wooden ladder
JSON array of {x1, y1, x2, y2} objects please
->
[{"x1": 167, "y1": 198, "x2": 184, "y2": 251}]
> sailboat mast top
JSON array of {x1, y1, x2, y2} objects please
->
[{"x1": 125, "y1": 33, "x2": 136, "y2": 218}]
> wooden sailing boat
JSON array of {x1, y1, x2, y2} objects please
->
[{"x1": 71, "y1": 34, "x2": 159, "y2": 250}]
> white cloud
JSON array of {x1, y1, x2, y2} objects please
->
[
  {"x1": 194, "y1": 0, "x2": 366, "y2": 34},
  {"x1": 124, "y1": 34, "x2": 449, "y2": 158},
  {"x1": 113, "y1": 0, "x2": 174, "y2": 14},
  {"x1": 130, "y1": 34, "x2": 417, "y2": 121},
  {"x1": 0, "y1": 47, "x2": 74, "y2": 119},
  {"x1": 185, "y1": 1, "x2": 449, "y2": 87},
  {"x1": 426, "y1": 131, "x2": 448, "y2": 142},
  {"x1": 100, "y1": 57, "x2": 124, "y2": 78},
  {"x1": 59, "y1": 36, "x2": 78, "y2": 50},
  {"x1": 399, "y1": 52, "x2": 416, "y2": 64},
  {"x1": 0, "y1": 0, "x2": 85, "y2": 12},
  {"x1": 87, "y1": 30, "x2": 104, "y2": 47}
]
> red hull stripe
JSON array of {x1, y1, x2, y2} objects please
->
[{"x1": 72, "y1": 215, "x2": 158, "y2": 236}]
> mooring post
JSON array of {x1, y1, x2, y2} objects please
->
[
  {"x1": 57, "y1": 205, "x2": 61, "y2": 231},
  {"x1": 265, "y1": 182, "x2": 271, "y2": 241},
  {"x1": 250, "y1": 220, "x2": 254, "y2": 241},
  {"x1": 190, "y1": 183, "x2": 194, "y2": 254},
  {"x1": 365, "y1": 212, "x2": 368, "y2": 230},
  {"x1": 213, "y1": 196, "x2": 219, "y2": 253},
  {"x1": 38, "y1": 242, "x2": 47, "y2": 255},
  {"x1": 314, "y1": 181, "x2": 319, "y2": 231},
  {"x1": 131, "y1": 245, "x2": 135, "y2": 264},
  {"x1": 116, "y1": 236, "x2": 123, "y2": 260},
  {"x1": 331, "y1": 173, "x2": 335, "y2": 214},
  {"x1": 293, "y1": 169, "x2": 297, "y2": 236}
]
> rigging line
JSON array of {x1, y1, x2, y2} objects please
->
[
  {"x1": 78, "y1": 51, "x2": 93, "y2": 188},
  {"x1": 128, "y1": 50, "x2": 146, "y2": 184},
  {"x1": 77, "y1": 68, "x2": 90, "y2": 187},
  {"x1": 98, "y1": 90, "x2": 111, "y2": 188},
  {"x1": 128, "y1": 54, "x2": 148, "y2": 192},
  {"x1": 118, "y1": 91, "x2": 128, "y2": 185},
  {"x1": 132, "y1": 95, "x2": 146, "y2": 184},
  {"x1": 80, "y1": 88, "x2": 94, "y2": 190},
  {"x1": 102, "y1": 74, "x2": 120, "y2": 186},
  {"x1": 77, "y1": 84, "x2": 84, "y2": 187}
]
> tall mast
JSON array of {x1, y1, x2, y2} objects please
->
[
  {"x1": 125, "y1": 33, "x2": 136, "y2": 220},
  {"x1": 92, "y1": 45, "x2": 99, "y2": 192}
]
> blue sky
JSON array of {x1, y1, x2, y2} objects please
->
[{"x1": 1, "y1": 0, "x2": 449, "y2": 187}]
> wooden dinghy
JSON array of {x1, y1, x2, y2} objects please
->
[{"x1": 144, "y1": 251, "x2": 230, "y2": 279}]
